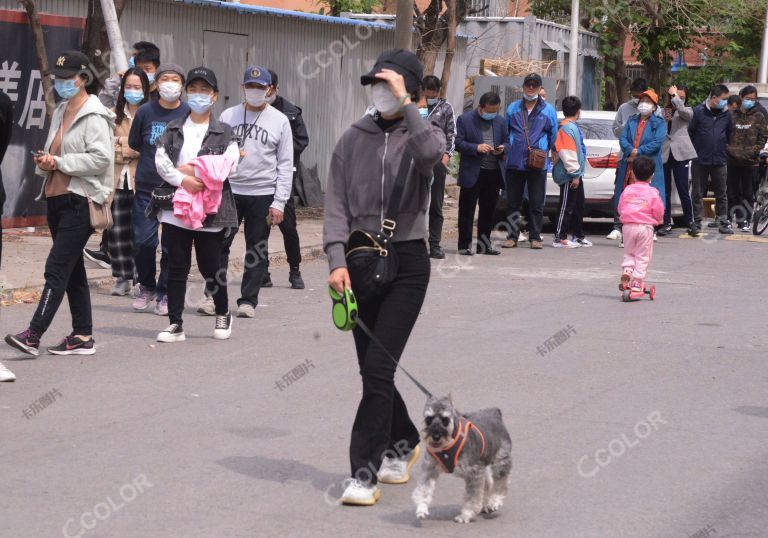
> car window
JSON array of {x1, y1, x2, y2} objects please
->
[
  {"x1": 576, "y1": 119, "x2": 617, "y2": 140},
  {"x1": 759, "y1": 98, "x2": 768, "y2": 110}
]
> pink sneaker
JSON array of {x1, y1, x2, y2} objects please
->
[
  {"x1": 631, "y1": 280, "x2": 643, "y2": 293},
  {"x1": 154, "y1": 295, "x2": 168, "y2": 316},
  {"x1": 132, "y1": 285, "x2": 157, "y2": 311}
]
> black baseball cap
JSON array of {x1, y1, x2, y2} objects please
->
[
  {"x1": 361, "y1": 49, "x2": 423, "y2": 93},
  {"x1": 50, "y1": 50, "x2": 92, "y2": 78},
  {"x1": 523, "y1": 73, "x2": 543, "y2": 87},
  {"x1": 186, "y1": 67, "x2": 218, "y2": 92}
]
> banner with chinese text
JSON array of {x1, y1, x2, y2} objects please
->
[{"x1": 0, "y1": 9, "x2": 85, "y2": 228}]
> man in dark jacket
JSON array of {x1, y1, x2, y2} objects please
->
[
  {"x1": 688, "y1": 84, "x2": 732, "y2": 235},
  {"x1": 0, "y1": 89, "x2": 12, "y2": 271},
  {"x1": 726, "y1": 85, "x2": 767, "y2": 231},
  {"x1": 262, "y1": 69, "x2": 310, "y2": 289},
  {"x1": 455, "y1": 92, "x2": 510, "y2": 255},
  {"x1": 422, "y1": 75, "x2": 456, "y2": 259}
]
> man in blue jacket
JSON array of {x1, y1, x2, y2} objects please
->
[
  {"x1": 504, "y1": 73, "x2": 558, "y2": 249},
  {"x1": 455, "y1": 92, "x2": 510, "y2": 255},
  {"x1": 688, "y1": 84, "x2": 732, "y2": 235}
]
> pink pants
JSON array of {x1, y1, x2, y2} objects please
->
[{"x1": 622, "y1": 223, "x2": 654, "y2": 281}]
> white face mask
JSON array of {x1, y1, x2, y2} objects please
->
[
  {"x1": 245, "y1": 88, "x2": 268, "y2": 107},
  {"x1": 372, "y1": 84, "x2": 401, "y2": 116},
  {"x1": 266, "y1": 91, "x2": 277, "y2": 105},
  {"x1": 158, "y1": 82, "x2": 182, "y2": 102},
  {"x1": 630, "y1": 97, "x2": 640, "y2": 105},
  {"x1": 638, "y1": 102, "x2": 654, "y2": 116}
]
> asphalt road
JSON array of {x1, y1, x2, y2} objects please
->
[{"x1": 1, "y1": 223, "x2": 767, "y2": 538}]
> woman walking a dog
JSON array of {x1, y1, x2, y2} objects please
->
[{"x1": 323, "y1": 49, "x2": 445, "y2": 505}]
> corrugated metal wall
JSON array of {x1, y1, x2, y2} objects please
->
[{"x1": 0, "y1": 0, "x2": 468, "y2": 189}]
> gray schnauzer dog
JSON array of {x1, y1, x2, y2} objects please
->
[{"x1": 411, "y1": 394, "x2": 512, "y2": 523}]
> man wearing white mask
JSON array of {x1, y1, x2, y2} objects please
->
[
  {"x1": 216, "y1": 66, "x2": 293, "y2": 319},
  {"x1": 128, "y1": 64, "x2": 189, "y2": 316}
]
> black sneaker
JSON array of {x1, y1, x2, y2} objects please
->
[
  {"x1": 458, "y1": 248, "x2": 474, "y2": 256},
  {"x1": 707, "y1": 221, "x2": 719, "y2": 228},
  {"x1": 429, "y1": 245, "x2": 446, "y2": 259},
  {"x1": 83, "y1": 248, "x2": 111, "y2": 269},
  {"x1": 261, "y1": 272, "x2": 274, "y2": 288},
  {"x1": 47, "y1": 334, "x2": 96, "y2": 355},
  {"x1": 719, "y1": 221, "x2": 734, "y2": 234},
  {"x1": 157, "y1": 323, "x2": 185, "y2": 343},
  {"x1": 289, "y1": 270, "x2": 305, "y2": 290},
  {"x1": 656, "y1": 223, "x2": 673, "y2": 236},
  {"x1": 688, "y1": 224, "x2": 701, "y2": 237},
  {"x1": 5, "y1": 328, "x2": 41, "y2": 357}
]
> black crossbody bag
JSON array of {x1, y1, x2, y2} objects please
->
[{"x1": 345, "y1": 152, "x2": 413, "y2": 302}]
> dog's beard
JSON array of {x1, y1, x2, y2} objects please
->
[{"x1": 422, "y1": 416, "x2": 456, "y2": 451}]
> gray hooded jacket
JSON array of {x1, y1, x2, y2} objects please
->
[{"x1": 323, "y1": 103, "x2": 445, "y2": 271}]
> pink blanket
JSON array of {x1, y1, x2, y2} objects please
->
[{"x1": 173, "y1": 155, "x2": 234, "y2": 229}]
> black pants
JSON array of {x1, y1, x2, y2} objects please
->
[
  {"x1": 555, "y1": 180, "x2": 585, "y2": 240},
  {"x1": 162, "y1": 223, "x2": 228, "y2": 325},
  {"x1": 727, "y1": 164, "x2": 757, "y2": 225},
  {"x1": 132, "y1": 190, "x2": 168, "y2": 297},
  {"x1": 458, "y1": 168, "x2": 502, "y2": 250},
  {"x1": 506, "y1": 168, "x2": 547, "y2": 241},
  {"x1": 428, "y1": 163, "x2": 447, "y2": 248},
  {"x1": 691, "y1": 163, "x2": 728, "y2": 223},
  {"x1": 30, "y1": 194, "x2": 93, "y2": 336},
  {"x1": 267, "y1": 195, "x2": 301, "y2": 271},
  {"x1": 663, "y1": 157, "x2": 694, "y2": 226},
  {"x1": 350, "y1": 240, "x2": 429, "y2": 484},
  {"x1": 219, "y1": 193, "x2": 272, "y2": 308}
]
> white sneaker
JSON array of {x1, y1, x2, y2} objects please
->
[
  {"x1": 340, "y1": 478, "x2": 381, "y2": 506},
  {"x1": 378, "y1": 445, "x2": 421, "y2": 484},
  {"x1": 606, "y1": 229, "x2": 622, "y2": 240},
  {"x1": 0, "y1": 361, "x2": 16, "y2": 382},
  {"x1": 157, "y1": 323, "x2": 186, "y2": 343},
  {"x1": 236, "y1": 304, "x2": 256, "y2": 318},
  {"x1": 197, "y1": 296, "x2": 215, "y2": 316},
  {"x1": 518, "y1": 231, "x2": 529, "y2": 243},
  {"x1": 154, "y1": 296, "x2": 168, "y2": 316},
  {"x1": 653, "y1": 232, "x2": 658, "y2": 242},
  {"x1": 213, "y1": 313, "x2": 233, "y2": 340},
  {"x1": 572, "y1": 237, "x2": 593, "y2": 247},
  {"x1": 552, "y1": 239, "x2": 579, "y2": 248},
  {"x1": 619, "y1": 241, "x2": 624, "y2": 248},
  {"x1": 111, "y1": 278, "x2": 132, "y2": 296}
]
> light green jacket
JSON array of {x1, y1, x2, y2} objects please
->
[{"x1": 36, "y1": 95, "x2": 116, "y2": 204}]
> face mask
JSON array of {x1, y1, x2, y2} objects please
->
[
  {"x1": 371, "y1": 83, "x2": 401, "y2": 116},
  {"x1": 124, "y1": 89, "x2": 144, "y2": 105},
  {"x1": 158, "y1": 82, "x2": 182, "y2": 102},
  {"x1": 146, "y1": 73, "x2": 155, "y2": 86},
  {"x1": 630, "y1": 97, "x2": 640, "y2": 105},
  {"x1": 717, "y1": 99, "x2": 728, "y2": 110},
  {"x1": 637, "y1": 102, "x2": 653, "y2": 116},
  {"x1": 54, "y1": 78, "x2": 80, "y2": 100},
  {"x1": 245, "y1": 88, "x2": 268, "y2": 107},
  {"x1": 481, "y1": 112, "x2": 497, "y2": 121},
  {"x1": 128, "y1": 56, "x2": 136, "y2": 69},
  {"x1": 187, "y1": 93, "x2": 213, "y2": 114},
  {"x1": 524, "y1": 93, "x2": 539, "y2": 102},
  {"x1": 426, "y1": 98, "x2": 438, "y2": 106},
  {"x1": 266, "y1": 92, "x2": 277, "y2": 105},
  {"x1": 419, "y1": 107, "x2": 429, "y2": 119},
  {"x1": 743, "y1": 99, "x2": 756, "y2": 110}
]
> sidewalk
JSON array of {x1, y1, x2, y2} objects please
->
[{"x1": 0, "y1": 192, "x2": 459, "y2": 295}]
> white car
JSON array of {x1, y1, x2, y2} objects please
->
[{"x1": 543, "y1": 111, "x2": 683, "y2": 219}]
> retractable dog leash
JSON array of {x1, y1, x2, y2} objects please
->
[{"x1": 329, "y1": 286, "x2": 433, "y2": 398}]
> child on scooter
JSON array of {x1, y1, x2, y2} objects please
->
[{"x1": 618, "y1": 156, "x2": 665, "y2": 293}]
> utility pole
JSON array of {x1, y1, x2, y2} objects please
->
[
  {"x1": 759, "y1": 4, "x2": 768, "y2": 84},
  {"x1": 99, "y1": 0, "x2": 128, "y2": 72},
  {"x1": 395, "y1": 0, "x2": 413, "y2": 51},
  {"x1": 568, "y1": 0, "x2": 579, "y2": 96}
]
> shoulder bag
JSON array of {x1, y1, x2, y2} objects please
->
[
  {"x1": 344, "y1": 151, "x2": 413, "y2": 302},
  {"x1": 522, "y1": 106, "x2": 547, "y2": 171}
]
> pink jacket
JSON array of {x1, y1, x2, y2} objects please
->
[
  {"x1": 618, "y1": 182, "x2": 665, "y2": 225},
  {"x1": 173, "y1": 155, "x2": 235, "y2": 229}
]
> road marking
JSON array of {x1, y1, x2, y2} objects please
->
[{"x1": 725, "y1": 235, "x2": 768, "y2": 243}]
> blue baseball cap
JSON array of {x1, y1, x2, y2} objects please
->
[{"x1": 243, "y1": 66, "x2": 271, "y2": 86}]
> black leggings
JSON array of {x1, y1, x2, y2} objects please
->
[
  {"x1": 162, "y1": 223, "x2": 228, "y2": 325},
  {"x1": 349, "y1": 240, "x2": 430, "y2": 484}
]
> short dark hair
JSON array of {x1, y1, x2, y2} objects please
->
[
  {"x1": 740, "y1": 85, "x2": 758, "y2": 98},
  {"x1": 133, "y1": 41, "x2": 159, "y2": 56},
  {"x1": 479, "y1": 92, "x2": 501, "y2": 107},
  {"x1": 135, "y1": 49, "x2": 160, "y2": 68},
  {"x1": 422, "y1": 75, "x2": 441, "y2": 92},
  {"x1": 630, "y1": 78, "x2": 648, "y2": 93},
  {"x1": 728, "y1": 95, "x2": 742, "y2": 107},
  {"x1": 562, "y1": 95, "x2": 581, "y2": 117},
  {"x1": 268, "y1": 69, "x2": 278, "y2": 87},
  {"x1": 632, "y1": 155, "x2": 655, "y2": 182},
  {"x1": 710, "y1": 84, "x2": 729, "y2": 98}
]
